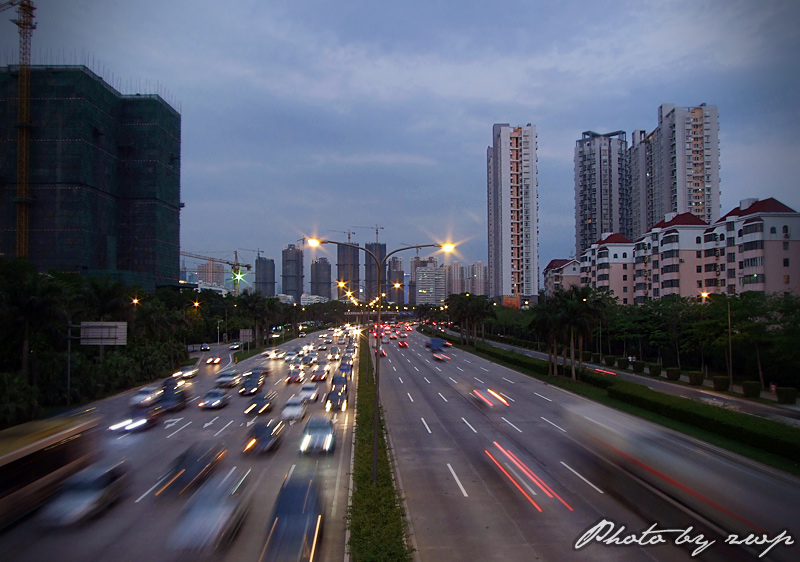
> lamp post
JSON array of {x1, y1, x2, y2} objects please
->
[
  {"x1": 310, "y1": 238, "x2": 454, "y2": 483},
  {"x1": 701, "y1": 291, "x2": 733, "y2": 388}
]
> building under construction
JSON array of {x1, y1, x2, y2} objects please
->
[{"x1": 0, "y1": 65, "x2": 181, "y2": 289}]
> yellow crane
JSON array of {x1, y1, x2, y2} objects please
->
[
  {"x1": 180, "y1": 251, "x2": 252, "y2": 296},
  {"x1": 1, "y1": 0, "x2": 36, "y2": 258}
]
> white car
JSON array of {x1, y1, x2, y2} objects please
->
[
  {"x1": 281, "y1": 396, "x2": 307, "y2": 421},
  {"x1": 298, "y1": 384, "x2": 320, "y2": 404},
  {"x1": 284, "y1": 352, "x2": 298, "y2": 362},
  {"x1": 129, "y1": 386, "x2": 163, "y2": 408}
]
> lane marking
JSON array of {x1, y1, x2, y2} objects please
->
[
  {"x1": 507, "y1": 463, "x2": 539, "y2": 497},
  {"x1": 392, "y1": 366, "x2": 396, "y2": 372},
  {"x1": 421, "y1": 418, "x2": 431, "y2": 434},
  {"x1": 449, "y1": 377, "x2": 458, "y2": 384},
  {"x1": 447, "y1": 463, "x2": 468, "y2": 497},
  {"x1": 435, "y1": 367, "x2": 442, "y2": 372},
  {"x1": 214, "y1": 420, "x2": 234, "y2": 437},
  {"x1": 464, "y1": 359, "x2": 471, "y2": 364},
  {"x1": 167, "y1": 421, "x2": 191, "y2": 438},
  {"x1": 500, "y1": 391, "x2": 515, "y2": 403},
  {"x1": 398, "y1": 377, "x2": 404, "y2": 384},
  {"x1": 561, "y1": 461, "x2": 604, "y2": 494},
  {"x1": 456, "y1": 367, "x2": 464, "y2": 372},
  {"x1": 135, "y1": 475, "x2": 167, "y2": 503},
  {"x1": 462, "y1": 417, "x2": 477, "y2": 433},
  {"x1": 474, "y1": 377, "x2": 484, "y2": 383},
  {"x1": 424, "y1": 377, "x2": 431, "y2": 384},
  {"x1": 534, "y1": 392, "x2": 552, "y2": 402},
  {"x1": 438, "y1": 392, "x2": 448, "y2": 402},
  {"x1": 481, "y1": 367, "x2": 489, "y2": 372},
  {"x1": 501, "y1": 417, "x2": 523, "y2": 433},
  {"x1": 414, "y1": 367, "x2": 419, "y2": 372},
  {"x1": 502, "y1": 377, "x2": 515, "y2": 384},
  {"x1": 541, "y1": 417, "x2": 566, "y2": 432},
  {"x1": 407, "y1": 393, "x2": 414, "y2": 402}
]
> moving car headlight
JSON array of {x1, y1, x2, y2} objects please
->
[
  {"x1": 325, "y1": 400, "x2": 331, "y2": 412},
  {"x1": 323, "y1": 435, "x2": 333, "y2": 451},
  {"x1": 212, "y1": 400, "x2": 221, "y2": 406},
  {"x1": 244, "y1": 438, "x2": 257, "y2": 452},
  {"x1": 244, "y1": 404, "x2": 256, "y2": 414},
  {"x1": 109, "y1": 419, "x2": 134, "y2": 431},
  {"x1": 126, "y1": 419, "x2": 147, "y2": 430},
  {"x1": 300, "y1": 434, "x2": 311, "y2": 451}
]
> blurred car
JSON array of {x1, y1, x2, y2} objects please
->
[
  {"x1": 341, "y1": 354, "x2": 354, "y2": 366},
  {"x1": 242, "y1": 420, "x2": 285, "y2": 455},
  {"x1": 298, "y1": 332, "x2": 306, "y2": 338},
  {"x1": 155, "y1": 441, "x2": 227, "y2": 498},
  {"x1": 330, "y1": 375, "x2": 348, "y2": 395},
  {"x1": 378, "y1": 347, "x2": 387, "y2": 357},
  {"x1": 299, "y1": 415, "x2": 335, "y2": 454},
  {"x1": 280, "y1": 396, "x2": 307, "y2": 421},
  {"x1": 283, "y1": 351, "x2": 298, "y2": 362},
  {"x1": 399, "y1": 332, "x2": 408, "y2": 338},
  {"x1": 432, "y1": 352, "x2": 450, "y2": 361},
  {"x1": 398, "y1": 341, "x2": 409, "y2": 348},
  {"x1": 108, "y1": 404, "x2": 166, "y2": 432},
  {"x1": 39, "y1": 462, "x2": 130, "y2": 527},
  {"x1": 244, "y1": 390, "x2": 279, "y2": 416},
  {"x1": 302, "y1": 353, "x2": 317, "y2": 365},
  {"x1": 288, "y1": 358, "x2": 304, "y2": 372},
  {"x1": 259, "y1": 473, "x2": 324, "y2": 562},
  {"x1": 238, "y1": 372, "x2": 265, "y2": 396},
  {"x1": 160, "y1": 383, "x2": 190, "y2": 412},
  {"x1": 206, "y1": 356, "x2": 222, "y2": 365},
  {"x1": 388, "y1": 333, "x2": 397, "y2": 340},
  {"x1": 285, "y1": 371, "x2": 304, "y2": 384},
  {"x1": 298, "y1": 383, "x2": 320, "y2": 404},
  {"x1": 317, "y1": 344, "x2": 327, "y2": 351},
  {"x1": 325, "y1": 388, "x2": 347, "y2": 413},
  {"x1": 229, "y1": 342, "x2": 242, "y2": 350},
  {"x1": 328, "y1": 347, "x2": 341, "y2": 360},
  {"x1": 469, "y1": 388, "x2": 510, "y2": 407},
  {"x1": 173, "y1": 366, "x2": 198, "y2": 379},
  {"x1": 262, "y1": 348, "x2": 285, "y2": 360},
  {"x1": 309, "y1": 368, "x2": 328, "y2": 382},
  {"x1": 167, "y1": 467, "x2": 253, "y2": 555},
  {"x1": 338, "y1": 364, "x2": 353, "y2": 379},
  {"x1": 200, "y1": 343, "x2": 211, "y2": 351},
  {"x1": 215, "y1": 370, "x2": 241, "y2": 388},
  {"x1": 198, "y1": 389, "x2": 231, "y2": 409},
  {"x1": 129, "y1": 385, "x2": 164, "y2": 408}
]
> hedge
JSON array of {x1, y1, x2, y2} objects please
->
[
  {"x1": 616, "y1": 357, "x2": 630, "y2": 370},
  {"x1": 646, "y1": 363, "x2": 662, "y2": 377},
  {"x1": 606, "y1": 383, "x2": 800, "y2": 463},
  {"x1": 665, "y1": 367, "x2": 681, "y2": 381},
  {"x1": 688, "y1": 371, "x2": 705, "y2": 386},
  {"x1": 777, "y1": 387, "x2": 798, "y2": 405},
  {"x1": 742, "y1": 381, "x2": 762, "y2": 398},
  {"x1": 603, "y1": 355, "x2": 616, "y2": 367},
  {"x1": 712, "y1": 376, "x2": 729, "y2": 391},
  {"x1": 631, "y1": 360, "x2": 645, "y2": 374}
]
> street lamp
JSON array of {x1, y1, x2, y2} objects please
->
[
  {"x1": 701, "y1": 291, "x2": 733, "y2": 388},
  {"x1": 309, "y1": 237, "x2": 454, "y2": 483}
]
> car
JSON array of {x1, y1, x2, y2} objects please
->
[
  {"x1": 242, "y1": 420, "x2": 285, "y2": 454},
  {"x1": 330, "y1": 375, "x2": 348, "y2": 395},
  {"x1": 173, "y1": 366, "x2": 199, "y2": 378},
  {"x1": 341, "y1": 354, "x2": 354, "y2": 366},
  {"x1": 317, "y1": 344, "x2": 327, "y2": 351},
  {"x1": 389, "y1": 333, "x2": 397, "y2": 340},
  {"x1": 262, "y1": 348, "x2": 285, "y2": 360},
  {"x1": 325, "y1": 388, "x2": 348, "y2": 412},
  {"x1": 198, "y1": 389, "x2": 231, "y2": 409},
  {"x1": 288, "y1": 358, "x2": 304, "y2": 371},
  {"x1": 200, "y1": 343, "x2": 211, "y2": 351},
  {"x1": 39, "y1": 462, "x2": 130, "y2": 527},
  {"x1": 244, "y1": 390, "x2": 279, "y2": 415},
  {"x1": 280, "y1": 396, "x2": 307, "y2": 421},
  {"x1": 215, "y1": 370, "x2": 241, "y2": 388},
  {"x1": 167, "y1": 467, "x2": 253, "y2": 556},
  {"x1": 283, "y1": 351, "x2": 298, "y2": 362},
  {"x1": 298, "y1": 332, "x2": 306, "y2": 338},
  {"x1": 398, "y1": 341, "x2": 409, "y2": 348},
  {"x1": 229, "y1": 342, "x2": 241, "y2": 350},
  {"x1": 303, "y1": 353, "x2": 317, "y2": 365},
  {"x1": 338, "y1": 363, "x2": 353, "y2": 378},
  {"x1": 399, "y1": 332, "x2": 408, "y2": 338},
  {"x1": 299, "y1": 415, "x2": 335, "y2": 454},
  {"x1": 129, "y1": 386, "x2": 163, "y2": 408},
  {"x1": 379, "y1": 347, "x2": 387, "y2": 357},
  {"x1": 328, "y1": 347, "x2": 341, "y2": 360},
  {"x1": 310, "y1": 368, "x2": 328, "y2": 382},
  {"x1": 160, "y1": 383, "x2": 190, "y2": 412},
  {"x1": 285, "y1": 371, "x2": 304, "y2": 384},
  {"x1": 469, "y1": 388, "x2": 511, "y2": 407},
  {"x1": 108, "y1": 404, "x2": 166, "y2": 432},
  {"x1": 238, "y1": 372, "x2": 265, "y2": 396},
  {"x1": 206, "y1": 356, "x2": 222, "y2": 365},
  {"x1": 258, "y1": 472, "x2": 324, "y2": 561},
  {"x1": 155, "y1": 440, "x2": 227, "y2": 498},
  {"x1": 432, "y1": 352, "x2": 450, "y2": 361},
  {"x1": 298, "y1": 383, "x2": 320, "y2": 403}
]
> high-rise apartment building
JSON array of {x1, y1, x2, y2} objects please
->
[
  {"x1": 445, "y1": 261, "x2": 467, "y2": 296},
  {"x1": 487, "y1": 123, "x2": 539, "y2": 300},
  {"x1": 254, "y1": 257, "x2": 276, "y2": 296},
  {"x1": 281, "y1": 244, "x2": 303, "y2": 303},
  {"x1": 310, "y1": 257, "x2": 332, "y2": 300},
  {"x1": 408, "y1": 256, "x2": 437, "y2": 306},
  {"x1": 197, "y1": 260, "x2": 225, "y2": 287},
  {"x1": 574, "y1": 131, "x2": 631, "y2": 256},
  {"x1": 336, "y1": 243, "x2": 360, "y2": 300},
  {"x1": 466, "y1": 261, "x2": 488, "y2": 296},
  {"x1": 387, "y1": 257, "x2": 404, "y2": 304},
  {"x1": 364, "y1": 242, "x2": 387, "y2": 301},
  {"x1": 415, "y1": 264, "x2": 446, "y2": 305},
  {"x1": 0, "y1": 66, "x2": 181, "y2": 289}
]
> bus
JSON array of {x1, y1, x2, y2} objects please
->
[{"x1": 0, "y1": 412, "x2": 100, "y2": 529}]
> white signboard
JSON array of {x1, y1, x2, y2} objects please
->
[
  {"x1": 80, "y1": 322, "x2": 128, "y2": 346},
  {"x1": 239, "y1": 329, "x2": 253, "y2": 343}
]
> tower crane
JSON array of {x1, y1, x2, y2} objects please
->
[
  {"x1": 351, "y1": 224, "x2": 383, "y2": 246},
  {"x1": 180, "y1": 250, "x2": 252, "y2": 296},
  {"x1": 1, "y1": 0, "x2": 36, "y2": 258}
]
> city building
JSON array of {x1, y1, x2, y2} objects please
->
[
  {"x1": 408, "y1": 255, "x2": 437, "y2": 305},
  {"x1": 197, "y1": 260, "x2": 225, "y2": 287},
  {"x1": 310, "y1": 257, "x2": 332, "y2": 300},
  {"x1": 574, "y1": 131, "x2": 630, "y2": 256},
  {"x1": 301, "y1": 293, "x2": 328, "y2": 305},
  {"x1": 415, "y1": 263, "x2": 446, "y2": 305},
  {"x1": 254, "y1": 256, "x2": 276, "y2": 296},
  {"x1": 466, "y1": 261, "x2": 488, "y2": 296},
  {"x1": 387, "y1": 256, "x2": 404, "y2": 304},
  {"x1": 364, "y1": 242, "x2": 387, "y2": 301},
  {"x1": 336, "y1": 243, "x2": 360, "y2": 300},
  {"x1": 542, "y1": 259, "x2": 581, "y2": 296},
  {"x1": 0, "y1": 65, "x2": 181, "y2": 289},
  {"x1": 445, "y1": 261, "x2": 467, "y2": 296},
  {"x1": 487, "y1": 123, "x2": 539, "y2": 300},
  {"x1": 281, "y1": 244, "x2": 303, "y2": 304},
  {"x1": 580, "y1": 234, "x2": 635, "y2": 304}
]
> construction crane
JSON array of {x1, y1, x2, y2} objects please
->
[
  {"x1": 1, "y1": 0, "x2": 36, "y2": 258},
  {"x1": 180, "y1": 250, "x2": 252, "y2": 296},
  {"x1": 351, "y1": 224, "x2": 383, "y2": 246}
]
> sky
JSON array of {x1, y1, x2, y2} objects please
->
[{"x1": 2, "y1": 0, "x2": 799, "y2": 292}]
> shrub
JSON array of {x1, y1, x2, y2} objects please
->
[
  {"x1": 646, "y1": 363, "x2": 662, "y2": 377},
  {"x1": 631, "y1": 361, "x2": 645, "y2": 374},
  {"x1": 616, "y1": 357, "x2": 629, "y2": 370},
  {"x1": 582, "y1": 350, "x2": 593, "y2": 362},
  {"x1": 603, "y1": 355, "x2": 616, "y2": 367},
  {"x1": 776, "y1": 387, "x2": 798, "y2": 405},
  {"x1": 665, "y1": 368, "x2": 681, "y2": 381},
  {"x1": 742, "y1": 381, "x2": 762, "y2": 398},
  {"x1": 688, "y1": 371, "x2": 705, "y2": 386},
  {"x1": 712, "y1": 376, "x2": 729, "y2": 391},
  {"x1": 578, "y1": 370, "x2": 617, "y2": 390},
  {"x1": 591, "y1": 353, "x2": 602, "y2": 364}
]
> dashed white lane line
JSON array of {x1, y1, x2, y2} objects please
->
[
  {"x1": 135, "y1": 476, "x2": 167, "y2": 503},
  {"x1": 421, "y1": 418, "x2": 431, "y2": 434},
  {"x1": 534, "y1": 392, "x2": 552, "y2": 402},
  {"x1": 407, "y1": 393, "x2": 414, "y2": 402},
  {"x1": 392, "y1": 366, "x2": 397, "y2": 372},
  {"x1": 398, "y1": 377, "x2": 404, "y2": 384},
  {"x1": 500, "y1": 391, "x2": 515, "y2": 403},
  {"x1": 449, "y1": 377, "x2": 458, "y2": 384},
  {"x1": 447, "y1": 464, "x2": 469, "y2": 497},
  {"x1": 414, "y1": 366, "x2": 419, "y2": 372},
  {"x1": 502, "y1": 377, "x2": 515, "y2": 384},
  {"x1": 214, "y1": 420, "x2": 234, "y2": 437},
  {"x1": 438, "y1": 392, "x2": 448, "y2": 402},
  {"x1": 541, "y1": 417, "x2": 566, "y2": 432},
  {"x1": 424, "y1": 377, "x2": 431, "y2": 384},
  {"x1": 561, "y1": 461, "x2": 604, "y2": 493},
  {"x1": 474, "y1": 377, "x2": 484, "y2": 383},
  {"x1": 456, "y1": 366, "x2": 464, "y2": 372},
  {"x1": 167, "y1": 421, "x2": 191, "y2": 438},
  {"x1": 481, "y1": 367, "x2": 489, "y2": 372},
  {"x1": 501, "y1": 417, "x2": 523, "y2": 433},
  {"x1": 462, "y1": 417, "x2": 477, "y2": 433},
  {"x1": 435, "y1": 367, "x2": 442, "y2": 372}
]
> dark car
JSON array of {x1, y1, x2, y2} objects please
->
[
  {"x1": 244, "y1": 390, "x2": 279, "y2": 416},
  {"x1": 338, "y1": 363, "x2": 353, "y2": 379},
  {"x1": 198, "y1": 388, "x2": 231, "y2": 409},
  {"x1": 39, "y1": 461, "x2": 130, "y2": 527},
  {"x1": 167, "y1": 467, "x2": 253, "y2": 555},
  {"x1": 108, "y1": 404, "x2": 166, "y2": 432},
  {"x1": 239, "y1": 372, "x2": 265, "y2": 396},
  {"x1": 243, "y1": 420, "x2": 285, "y2": 455},
  {"x1": 160, "y1": 385, "x2": 189, "y2": 412},
  {"x1": 200, "y1": 343, "x2": 211, "y2": 351},
  {"x1": 229, "y1": 342, "x2": 242, "y2": 350},
  {"x1": 155, "y1": 440, "x2": 227, "y2": 498},
  {"x1": 330, "y1": 375, "x2": 348, "y2": 395},
  {"x1": 325, "y1": 387, "x2": 347, "y2": 413},
  {"x1": 215, "y1": 370, "x2": 242, "y2": 388},
  {"x1": 299, "y1": 416, "x2": 335, "y2": 454},
  {"x1": 285, "y1": 370, "x2": 304, "y2": 384},
  {"x1": 258, "y1": 473, "x2": 324, "y2": 562},
  {"x1": 398, "y1": 340, "x2": 409, "y2": 348}
]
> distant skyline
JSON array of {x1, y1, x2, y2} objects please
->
[{"x1": 3, "y1": 1, "x2": 798, "y2": 287}]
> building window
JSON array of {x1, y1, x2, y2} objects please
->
[
  {"x1": 623, "y1": 275, "x2": 627, "y2": 281},
  {"x1": 696, "y1": 266, "x2": 702, "y2": 273},
  {"x1": 623, "y1": 286, "x2": 628, "y2": 293},
  {"x1": 786, "y1": 275, "x2": 791, "y2": 284},
  {"x1": 623, "y1": 298, "x2": 628, "y2": 304},
  {"x1": 785, "y1": 258, "x2": 790, "y2": 267},
  {"x1": 697, "y1": 280, "x2": 703, "y2": 288},
  {"x1": 623, "y1": 263, "x2": 627, "y2": 270},
  {"x1": 770, "y1": 226, "x2": 777, "y2": 234},
  {"x1": 784, "y1": 242, "x2": 790, "y2": 250},
  {"x1": 696, "y1": 236, "x2": 701, "y2": 244},
  {"x1": 696, "y1": 251, "x2": 702, "y2": 258},
  {"x1": 622, "y1": 252, "x2": 627, "y2": 258}
]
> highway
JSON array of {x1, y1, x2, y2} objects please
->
[
  {"x1": 0, "y1": 336, "x2": 356, "y2": 562},
  {"x1": 379, "y1": 330, "x2": 800, "y2": 562}
]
